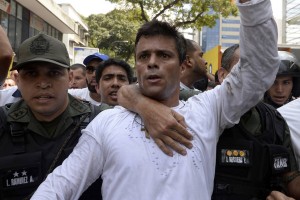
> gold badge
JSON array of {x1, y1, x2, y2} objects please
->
[
  {"x1": 233, "y1": 150, "x2": 239, "y2": 156},
  {"x1": 239, "y1": 151, "x2": 245, "y2": 157},
  {"x1": 226, "y1": 150, "x2": 232, "y2": 156}
]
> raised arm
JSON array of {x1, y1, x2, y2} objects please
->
[
  {"x1": 212, "y1": 0, "x2": 280, "y2": 131},
  {"x1": 0, "y1": 26, "x2": 13, "y2": 86},
  {"x1": 118, "y1": 84, "x2": 193, "y2": 156}
]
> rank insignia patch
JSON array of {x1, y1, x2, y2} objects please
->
[
  {"x1": 220, "y1": 149, "x2": 250, "y2": 166},
  {"x1": 1, "y1": 166, "x2": 40, "y2": 189}
]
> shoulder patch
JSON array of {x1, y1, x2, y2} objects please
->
[
  {"x1": 70, "y1": 99, "x2": 90, "y2": 113},
  {"x1": 9, "y1": 108, "x2": 28, "y2": 120}
]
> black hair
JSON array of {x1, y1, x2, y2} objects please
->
[
  {"x1": 70, "y1": 63, "x2": 86, "y2": 75},
  {"x1": 221, "y1": 44, "x2": 239, "y2": 71},
  {"x1": 135, "y1": 20, "x2": 186, "y2": 65},
  {"x1": 95, "y1": 58, "x2": 133, "y2": 84},
  {"x1": 193, "y1": 76, "x2": 208, "y2": 91},
  {"x1": 214, "y1": 70, "x2": 220, "y2": 85},
  {"x1": 185, "y1": 39, "x2": 197, "y2": 54}
]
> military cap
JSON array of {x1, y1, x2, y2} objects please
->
[{"x1": 13, "y1": 33, "x2": 70, "y2": 70}]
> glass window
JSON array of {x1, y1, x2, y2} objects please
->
[
  {"x1": 43, "y1": 21, "x2": 47, "y2": 33},
  {"x1": 51, "y1": 27, "x2": 55, "y2": 37},
  {"x1": 7, "y1": 0, "x2": 15, "y2": 16},
  {"x1": 21, "y1": 7, "x2": 29, "y2": 42},
  {"x1": 222, "y1": 19, "x2": 240, "y2": 24},
  {"x1": 58, "y1": 32, "x2": 62, "y2": 41},
  {"x1": 221, "y1": 35, "x2": 239, "y2": 40},
  {"x1": 47, "y1": 25, "x2": 52, "y2": 35},
  {"x1": 8, "y1": 15, "x2": 16, "y2": 51},
  {"x1": 16, "y1": 4, "x2": 22, "y2": 20},
  {"x1": 30, "y1": 13, "x2": 43, "y2": 32},
  {"x1": 15, "y1": 19, "x2": 22, "y2": 50},
  {"x1": 222, "y1": 27, "x2": 239, "y2": 32},
  {"x1": 0, "y1": 10, "x2": 9, "y2": 33}
]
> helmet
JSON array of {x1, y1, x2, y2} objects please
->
[
  {"x1": 277, "y1": 51, "x2": 300, "y2": 76},
  {"x1": 278, "y1": 51, "x2": 300, "y2": 97},
  {"x1": 265, "y1": 51, "x2": 300, "y2": 107}
]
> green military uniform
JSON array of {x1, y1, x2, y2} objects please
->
[
  {"x1": 0, "y1": 94, "x2": 109, "y2": 200},
  {"x1": 213, "y1": 102, "x2": 298, "y2": 199},
  {"x1": 6, "y1": 94, "x2": 91, "y2": 138},
  {"x1": 240, "y1": 106, "x2": 298, "y2": 170},
  {"x1": 179, "y1": 88, "x2": 201, "y2": 101},
  {"x1": 179, "y1": 89, "x2": 298, "y2": 199}
]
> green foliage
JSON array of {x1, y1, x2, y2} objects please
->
[
  {"x1": 107, "y1": 0, "x2": 238, "y2": 29},
  {"x1": 85, "y1": 0, "x2": 237, "y2": 64},
  {"x1": 85, "y1": 9, "x2": 143, "y2": 63}
]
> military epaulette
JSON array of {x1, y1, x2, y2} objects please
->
[
  {"x1": 70, "y1": 99, "x2": 90, "y2": 113},
  {"x1": 98, "y1": 103, "x2": 112, "y2": 111}
]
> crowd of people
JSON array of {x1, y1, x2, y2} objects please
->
[{"x1": 0, "y1": 0, "x2": 299, "y2": 199}]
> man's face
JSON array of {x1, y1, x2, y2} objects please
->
[
  {"x1": 16, "y1": 62, "x2": 70, "y2": 121},
  {"x1": 86, "y1": 59, "x2": 102, "y2": 93},
  {"x1": 96, "y1": 65, "x2": 129, "y2": 106},
  {"x1": 10, "y1": 70, "x2": 18, "y2": 82},
  {"x1": 135, "y1": 35, "x2": 183, "y2": 107},
  {"x1": 190, "y1": 44, "x2": 207, "y2": 76},
  {"x1": 267, "y1": 75, "x2": 293, "y2": 106},
  {"x1": 2, "y1": 78, "x2": 16, "y2": 89},
  {"x1": 69, "y1": 68, "x2": 87, "y2": 89}
]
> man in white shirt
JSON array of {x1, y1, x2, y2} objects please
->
[
  {"x1": 31, "y1": 0, "x2": 280, "y2": 199},
  {"x1": 266, "y1": 100, "x2": 300, "y2": 200},
  {"x1": 278, "y1": 98, "x2": 300, "y2": 170},
  {"x1": 68, "y1": 52, "x2": 109, "y2": 105}
]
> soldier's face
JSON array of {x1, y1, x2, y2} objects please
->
[
  {"x1": 16, "y1": 62, "x2": 70, "y2": 122},
  {"x1": 267, "y1": 75, "x2": 293, "y2": 106}
]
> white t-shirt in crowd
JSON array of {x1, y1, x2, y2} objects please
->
[
  {"x1": 0, "y1": 86, "x2": 20, "y2": 106},
  {"x1": 68, "y1": 87, "x2": 101, "y2": 106},
  {"x1": 0, "y1": 87, "x2": 102, "y2": 107},
  {"x1": 278, "y1": 98, "x2": 300, "y2": 170}
]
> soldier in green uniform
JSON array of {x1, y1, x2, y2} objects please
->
[{"x1": 0, "y1": 33, "x2": 108, "y2": 200}]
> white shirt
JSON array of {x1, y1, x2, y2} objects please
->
[
  {"x1": 68, "y1": 87, "x2": 101, "y2": 106},
  {"x1": 31, "y1": 0, "x2": 279, "y2": 199},
  {"x1": 0, "y1": 87, "x2": 101, "y2": 107},
  {"x1": 0, "y1": 86, "x2": 20, "y2": 106},
  {"x1": 278, "y1": 98, "x2": 300, "y2": 170}
]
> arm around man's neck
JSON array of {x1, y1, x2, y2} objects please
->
[{"x1": 118, "y1": 84, "x2": 193, "y2": 156}]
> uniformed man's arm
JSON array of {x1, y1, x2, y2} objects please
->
[
  {"x1": 282, "y1": 171, "x2": 300, "y2": 199},
  {"x1": 267, "y1": 191, "x2": 295, "y2": 200},
  {"x1": 179, "y1": 89, "x2": 201, "y2": 101},
  {"x1": 118, "y1": 84, "x2": 193, "y2": 156},
  {"x1": 0, "y1": 26, "x2": 13, "y2": 86}
]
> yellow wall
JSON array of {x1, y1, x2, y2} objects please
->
[{"x1": 203, "y1": 45, "x2": 221, "y2": 75}]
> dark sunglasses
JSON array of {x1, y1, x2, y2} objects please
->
[{"x1": 86, "y1": 66, "x2": 97, "y2": 73}]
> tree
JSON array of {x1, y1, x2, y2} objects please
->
[
  {"x1": 85, "y1": 9, "x2": 143, "y2": 63},
  {"x1": 107, "y1": 0, "x2": 238, "y2": 29}
]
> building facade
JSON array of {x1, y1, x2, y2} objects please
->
[
  {"x1": 0, "y1": 0, "x2": 88, "y2": 64},
  {"x1": 201, "y1": 14, "x2": 240, "y2": 53}
]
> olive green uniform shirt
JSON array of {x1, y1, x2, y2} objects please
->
[{"x1": 6, "y1": 94, "x2": 91, "y2": 139}]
